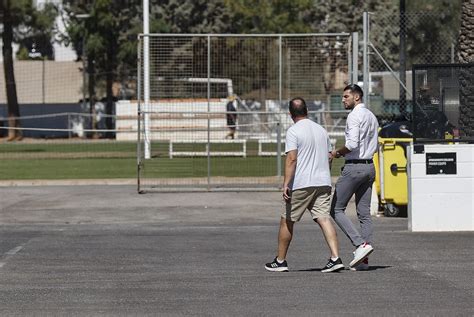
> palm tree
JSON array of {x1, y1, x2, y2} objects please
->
[{"x1": 458, "y1": 0, "x2": 474, "y2": 138}]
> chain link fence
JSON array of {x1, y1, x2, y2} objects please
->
[
  {"x1": 136, "y1": 34, "x2": 353, "y2": 191},
  {"x1": 366, "y1": 11, "x2": 460, "y2": 123}
]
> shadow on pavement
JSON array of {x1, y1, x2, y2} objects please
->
[{"x1": 296, "y1": 265, "x2": 392, "y2": 272}]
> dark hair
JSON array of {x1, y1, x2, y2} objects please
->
[
  {"x1": 344, "y1": 84, "x2": 364, "y2": 98},
  {"x1": 289, "y1": 97, "x2": 308, "y2": 118}
]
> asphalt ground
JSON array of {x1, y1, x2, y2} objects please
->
[{"x1": 0, "y1": 185, "x2": 472, "y2": 316}]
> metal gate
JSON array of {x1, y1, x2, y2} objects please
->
[{"x1": 137, "y1": 33, "x2": 355, "y2": 192}]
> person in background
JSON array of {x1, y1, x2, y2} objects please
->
[{"x1": 226, "y1": 95, "x2": 238, "y2": 139}]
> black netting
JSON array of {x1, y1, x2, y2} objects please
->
[{"x1": 412, "y1": 64, "x2": 474, "y2": 143}]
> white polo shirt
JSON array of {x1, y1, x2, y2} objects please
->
[
  {"x1": 344, "y1": 103, "x2": 379, "y2": 160},
  {"x1": 285, "y1": 118, "x2": 332, "y2": 190}
]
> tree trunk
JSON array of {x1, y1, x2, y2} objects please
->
[
  {"x1": 105, "y1": 45, "x2": 115, "y2": 138},
  {"x1": 87, "y1": 57, "x2": 97, "y2": 138},
  {"x1": 1, "y1": 0, "x2": 22, "y2": 141},
  {"x1": 105, "y1": 71, "x2": 114, "y2": 138},
  {"x1": 458, "y1": 0, "x2": 474, "y2": 138}
]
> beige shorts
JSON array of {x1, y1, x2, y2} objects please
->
[{"x1": 282, "y1": 186, "x2": 332, "y2": 222}]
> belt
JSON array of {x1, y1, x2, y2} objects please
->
[{"x1": 345, "y1": 159, "x2": 373, "y2": 164}]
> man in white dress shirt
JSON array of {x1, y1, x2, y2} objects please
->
[{"x1": 330, "y1": 84, "x2": 379, "y2": 271}]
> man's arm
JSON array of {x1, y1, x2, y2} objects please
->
[
  {"x1": 283, "y1": 150, "x2": 297, "y2": 202},
  {"x1": 331, "y1": 113, "x2": 359, "y2": 158}
]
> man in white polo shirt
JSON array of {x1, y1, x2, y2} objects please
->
[
  {"x1": 330, "y1": 84, "x2": 379, "y2": 271},
  {"x1": 265, "y1": 97, "x2": 344, "y2": 273}
]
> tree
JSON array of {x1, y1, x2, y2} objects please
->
[
  {"x1": 304, "y1": 1, "x2": 398, "y2": 108},
  {"x1": 224, "y1": 0, "x2": 313, "y2": 33},
  {"x1": 155, "y1": 0, "x2": 234, "y2": 33},
  {"x1": 62, "y1": 0, "x2": 234, "y2": 136},
  {"x1": 0, "y1": 0, "x2": 55, "y2": 140},
  {"x1": 219, "y1": 0, "x2": 315, "y2": 105},
  {"x1": 129, "y1": 0, "x2": 236, "y2": 99},
  {"x1": 0, "y1": 0, "x2": 20, "y2": 140},
  {"x1": 458, "y1": 0, "x2": 474, "y2": 138},
  {"x1": 63, "y1": 1, "x2": 140, "y2": 137},
  {"x1": 405, "y1": 3, "x2": 461, "y2": 67}
]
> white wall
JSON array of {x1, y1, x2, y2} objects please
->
[
  {"x1": 408, "y1": 144, "x2": 474, "y2": 231},
  {"x1": 116, "y1": 100, "x2": 229, "y2": 141}
]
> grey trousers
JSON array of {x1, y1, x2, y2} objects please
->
[{"x1": 331, "y1": 163, "x2": 376, "y2": 247}]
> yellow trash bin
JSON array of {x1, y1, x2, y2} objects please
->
[{"x1": 374, "y1": 137, "x2": 412, "y2": 217}]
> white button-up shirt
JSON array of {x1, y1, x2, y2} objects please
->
[{"x1": 344, "y1": 103, "x2": 379, "y2": 160}]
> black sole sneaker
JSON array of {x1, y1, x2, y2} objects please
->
[
  {"x1": 321, "y1": 257, "x2": 344, "y2": 273},
  {"x1": 265, "y1": 257, "x2": 289, "y2": 272}
]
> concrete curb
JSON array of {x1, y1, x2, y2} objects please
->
[
  {"x1": 0, "y1": 179, "x2": 137, "y2": 187},
  {"x1": 0, "y1": 177, "x2": 341, "y2": 187}
]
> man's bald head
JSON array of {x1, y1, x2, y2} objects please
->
[{"x1": 289, "y1": 97, "x2": 308, "y2": 118}]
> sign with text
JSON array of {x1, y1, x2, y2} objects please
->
[{"x1": 426, "y1": 153, "x2": 457, "y2": 175}]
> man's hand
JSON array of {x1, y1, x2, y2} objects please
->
[
  {"x1": 331, "y1": 147, "x2": 350, "y2": 159},
  {"x1": 283, "y1": 150, "x2": 297, "y2": 203},
  {"x1": 282, "y1": 185, "x2": 291, "y2": 202}
]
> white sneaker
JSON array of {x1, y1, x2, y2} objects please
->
[
  {"x1": 350, "y1": 243, "x2": 374, "y2": 267},
  {"x1": 350, "y1": 258, "x2": 369, "y2": 271}
]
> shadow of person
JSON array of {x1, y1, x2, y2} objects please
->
[
  {"x1": 365, "y1": 265, "x2": 391, "y2": 271},
  {"x1": 295, "y1": 265, "x2": 392, "y2": 272},
  {"x1": 296, "y1": 268, "x2": 342, "y2": 272}
]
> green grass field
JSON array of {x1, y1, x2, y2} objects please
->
[{"x1": 0, "y1": 140, "x2": 344, "y2": 180}]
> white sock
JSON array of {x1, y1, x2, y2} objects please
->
[
  {"x1": 276, "y1": 258, "x2": 285, "y2": 264},
  {"x1": 331, "y1": 257, "x2": 339, "y2": 261}
]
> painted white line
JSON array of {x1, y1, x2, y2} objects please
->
[
  {"x1": 5, "y1": 245, "x2": 23, "y2": 256},
  {"x1": 0, "y1": 244, "x2": 25, "y2": 269}
]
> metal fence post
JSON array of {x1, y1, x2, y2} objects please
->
[
  {"x1": 207, "y1": 35, "x2": 211, "y2": 191},
  {"x1": 277, "y1": 36, "x2": 282, "y2": 179},
  {"x1": 399, "y1": 0, "x2": 407, "y2": 114},
  {"x1": 352, "y1": 32, "x2": 359, "y2": 84},
  {"x1": 363, "y1": 12, "x2": 370, "y2": 107},
  {"x1": 137, "y1": 37, "x2": 142, "y2": 193},
  {"x1": 143, "y1": 0, "x2": 151, "y2": 159}
]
